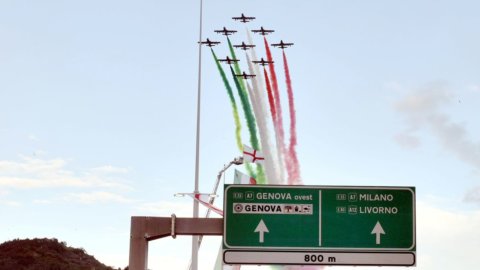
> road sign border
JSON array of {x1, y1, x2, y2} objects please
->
[
  {"x1": 223, "y1": 250, "x2": 416, "y2": 266},
  {"x1": 224, "y1": 185, "x2": 416, "y2": 251}
]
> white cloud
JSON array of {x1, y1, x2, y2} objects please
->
[
  {"x1": 468, "y1": 84, "x2": 480, "y2": 93},
  {"x1": 0, "y1": 200, "x2": 21, "y2": 207},
  {"x1": 32, "y1": 150, "x2": 48, "y2": 158},
  {"x1": 28, "y1": 134, "x2": 40, "y2": 142},
  {"x1": 90, "y1": 165, "x2": 130, "y2": 174},
  {"x1": 395, "y1": 83, "x2": 452, "y2": 113},
  {"x1": 33, "y1": 199, "x2": 53, "y2": 204},
  {"x1": 0, "y1": 176, "x2": 89, "y2": 188},
  {"x1": 416, "y1": 201, "x2": 480, "y2": 269},
  {"x1": 0, "y1": 156, "x2": 131, "y2": 189},
  {"x1": 384, "y1": 81, "x2": 404, "y2": 93},
  {"x1": 0, "y1": 156, "x2": 67, "y2": 175},
  {"x1": 64, "y1": 191, "x2": 133, "y2": 204},
  {"x1": 394, "y1": 133, "x2": 421, "y2": 149},
  {"x1": 464, "y1": 186, "x2": 480, "y2": 203},
  {"x1": 394, "y1": 83, "x2": 480, "y2": 170},
  {"x1": 0, "y1": 189, "x2": 20, "y2": 206}
]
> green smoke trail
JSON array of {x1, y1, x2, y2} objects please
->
[
  {"x1": 226, "y1": 38, "x2": 266, "y2": 182},
  {"x1": 229, "y1": 66, "x2": 259, "y2": 148},
  {"x1": 211, "y1": 49, "x2": 243, "y2": 151},
  {"x1": 211, "y1": 49, "x2": 256, "y2": 177},
  {"x1": 229, "y1": 66, "x2": 265, "y2": 183},
  {"x1": 227, "y1": 38, "x2": 247, "y2": 93}
]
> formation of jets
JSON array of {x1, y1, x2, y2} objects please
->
[
  {"x1": 233, "y1": 42, "x2": 255, "y2": 50},
  {"x1": 198, "y1": 38, "x2": 220, "y2": 47},
  {"x1": 251, "y1": 26, "x2": 274, "y2": 36},
  {"x1": 252, "y1": 58, "x2": 274, "y2": 66},
  {"x1": 218, "y1": 56, "x2": 239, "y2": 65},
  {"x1": 236, "y1": 72, "x2": 256, "y2": 80},
  {"x1": 205, "y1": 14, "x2": 293, "y2": 77},
  {"x1": 271, "y1": 40, "x2": 294, "y2": 49},
  {"x1": 232, "y1": 13, "x2": 255, "y2": 23},
  {"x1": 215, "y1": 27, "x2": 237, "y2": 36}
]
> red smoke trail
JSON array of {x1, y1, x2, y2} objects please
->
[
  {"x1": 264, "y1": 37, "x2": 290, "y2": 181},
  {"x1": 264, "y1": 37, "x2": 284, "y2": 135},
  {"x1": 263, "y1": 68, "x2": 277, "y2": 126},
  {"x1": 283, "y1": 50, "x2": 301, "y2": 184}
]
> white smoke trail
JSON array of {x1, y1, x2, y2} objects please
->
[
  {"x1": 245, "y1": 59, "x2": 277, "y2": 184},
  {"x1": 247, "y1": 29, "x2": 285, "y2": 184}
]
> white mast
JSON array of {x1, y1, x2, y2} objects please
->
[{"x1": 191, "y1": 0, "x2": 203, "y2": 269}]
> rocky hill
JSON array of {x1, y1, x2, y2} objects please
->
[{"x1": 0, "y1": 238, "x2": 120, "y2": 270}]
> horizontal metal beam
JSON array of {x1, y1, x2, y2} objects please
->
[
  {"x1": 138, "y1": 216, "x2": 223, "y2": 241},
  {"x1": 129, "y1": 216, "x2": 223, "y2": 270}
]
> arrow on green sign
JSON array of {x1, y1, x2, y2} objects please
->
[
  {"x1": 255, "y1": 219, "x2": 269, "y2": 243},
  {"x1": 371, "y1": 221, "x2": 385, "y2": 245}
]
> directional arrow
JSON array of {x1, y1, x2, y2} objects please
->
[
  {"x1": 371, "y1": 221, "x2": 386, "y2": 245},
  {"x1": 254, "y1": 219, "x2": 269, "y2": 243}
]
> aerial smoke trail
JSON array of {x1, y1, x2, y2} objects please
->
[
  {"x1": 265, "y1": 37, "x2": 290, "y2": 182},
  {"x1": 246, "y1": 28, "x2": 264, "y2": 88},
  {"x1": 264, "y1": 37, "x2": 281, "y2": 108},
  {"x1": 283, "y1": 50, "x2": 301, "y2": 184},
  {"x1": 211, "y1": 49, "x2": 243, "y2": 151},
  {"x1": 264, "y1": 36, "x2": 285, "y2": 143},
  {"x1": 212, "y1": 49, "x2": 255, "y2": 177},
  {"x1": 227, "y1": 37, "x2": 265, "y2": 183},
  {"x1": 245, "y1": 54, "x2": 277, "y2": 183},
  {"x1": 247, "y1": 29, "x2": 283, "y2": 184},
  {"x1": 229, "y1": 65, "x2": 258, "y2": 149},
  {"x1": 229, "y1": 66, "x2": 265, "y2": 183},
  {"x1": 263, "y1": 68, "x2": 287, "y2": 184},
  {"x1": 263, "y1": 37, "x2": 285, "y2": 139},
  {"x1": 227, "y1": 37, "x2": 247, "y2": 96},
  {"x1": 264, "y1": 69, "x2": 277, "y2": 131}
]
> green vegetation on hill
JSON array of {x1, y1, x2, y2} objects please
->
[{"x1": 0, "y1": 238, "x2": 120, "y2": 270}]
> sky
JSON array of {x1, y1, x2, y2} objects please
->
[{"x1": 1, "y1": 0, "x2": 479, "y2": 269}]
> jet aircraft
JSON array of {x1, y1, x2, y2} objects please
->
[
  {"x1": 233, "y1": 42, "x2": 255, "y2": 50},
  {"x1": 252, "y1": 58, "x2": 274, "y2": 66},
  {"x1": 236, "y1": 72, "x2": 256, "y2": 80},
  {"x1": 214, "y1": 27, "x2": 237, "y2": 36},
  {"x1": 232, "y1": 13, "x2": 255, "y2": 23},
  {"x1": 198, "y1": 38, "x2": 220, "y2": 47},
  {"x1": 251, "y1": 27, "x2": 274, "y2": 35},
  {"x1": 271, "y1": 40, "x2": 294, "y2": 49},
  {"x1": 218, "y1": 56, "x2": 239, "y2": 65}
]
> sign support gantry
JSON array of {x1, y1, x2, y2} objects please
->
[{"x1": 129, "y1": 215, "x2": 223, "y2": 270}]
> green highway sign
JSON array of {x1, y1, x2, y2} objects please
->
[{"x1": 223, "y1": 185, "x2": 416, "y2": 266}]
